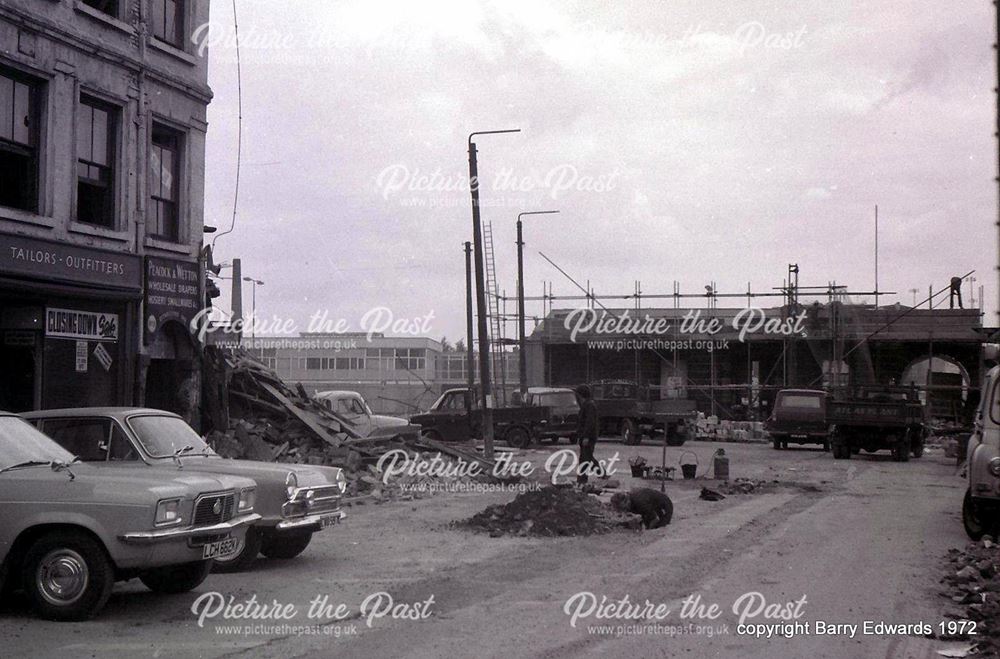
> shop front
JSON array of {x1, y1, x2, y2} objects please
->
[
  {"x1": 142, "y1": 255, "x2": 203, "y2": 427},
  {"x1": 0, "y1": 232, "x2": 142, "y2": 412}
]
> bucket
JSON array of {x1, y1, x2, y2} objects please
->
[{"x1": 679, "y1": 451, "x2": 698, "y2": 479}]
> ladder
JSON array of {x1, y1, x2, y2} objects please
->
[{"x1": 483, "y1": 222, "x2": 506, "y2": 406}]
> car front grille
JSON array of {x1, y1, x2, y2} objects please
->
[{"x1": 193, "y1": 491, "x2": 236, "y2": 527}]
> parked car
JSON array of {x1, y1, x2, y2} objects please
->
[
  {"x1": 964, "y1": 362, "x2": 1000, "y2": 540},
  {"x1": 525, "y1": 387, "x2": 579, "y2": 444},
  {"x1": 0, "y1": 412, "x2": 259, "y2": 621},
  {"x1": 766, "y1": 389, "x2": 832, "y2": 451},
  {"x1": 22, "y1": 408, "x2": 346, "y2": 572},
  {"x1": 313, "y1": 390, "x2": 413, "y2": 438}
]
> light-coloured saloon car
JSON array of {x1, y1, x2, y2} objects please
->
[
  {"x1": 0, "y1": 413, "x2": 259, "y2": 621},
  {"x1": 23, "y1": 408, "x2": 346, "y2": 572}
]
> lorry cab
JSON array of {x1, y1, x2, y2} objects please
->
[{"x1": 964, "y1": 362, "x2": 1000, "y2": 539}]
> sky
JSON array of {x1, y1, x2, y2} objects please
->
[{"x1": 200, "y1": 0, "x2": 998, "y2": 343}]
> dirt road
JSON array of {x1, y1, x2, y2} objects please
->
[{"x1": 0, "y1": 441, "x2": 975, "y2": 659}]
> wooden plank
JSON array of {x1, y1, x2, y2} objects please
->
[{"x1": 257, "y1": 380, "x2": 360, "y2": 445}]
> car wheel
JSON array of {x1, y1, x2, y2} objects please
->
[
  {"x1": 962, "y1": 489, "x2": 992, "y2": 541},
  {"x1": 772, "y1": 438, "x2": 782, "y2": 450},
  {"x1": 822, "y1": 440, "x2": 831, "y2": 452},
  {"x1": 505, "y1": 426, "x2": 532, "y2": 449},
  {"x1": 23, "y1": 531, "x2": 114, "y2": 621},
  {"x1": 912, "y1": 443, "x2": 924, "y2": 458},
  {"x1": 212, "y1": 528, "x2": 264, "y2": 573},
  {"x1": 140, "y1": 560, "x2": 212, "y2": 594},
  {"x1": 420, "y1": 429, "x2": 444, "y2": 443},
  {"x1": 260, "y1": 531, "x2": 313, "y2": 560},
  {"x1": 621, "y1": 420, "x2": 640, "y2": 446}
]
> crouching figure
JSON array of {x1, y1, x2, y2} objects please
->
[{"x1": 611, "y1": 487, "x2": 674, "y2": 529}]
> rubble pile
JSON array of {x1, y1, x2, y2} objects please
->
[
  {"x1": 462, "y1": 485, "x2": 642, "y2": 537},
  {"x1": 940, "y1": 538, "x2": 1000, "y2": 657},
  {"x1": 202, "y1": 347, "x2": 501, "y2": 504}
]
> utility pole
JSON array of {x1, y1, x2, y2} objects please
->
[
  {"x1": 517, "y1": 210, "x2": 559, "y2": 399},
  {"x1": 467, "y1": 129, "x2": 519, "y2": 459},
  {"x1": 464, "y1": 241, "x2": 475, "y2": 393},
  {"x1": 874, "y1": 204, "x2": 879, "y2": 309}
]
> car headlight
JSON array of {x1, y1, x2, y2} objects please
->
[
  {"x1": 989, "y1": 457, "x2": 1000, "y2": 477},
  {"x1": 155, "y1": 498, "x2": 183, "y2": 526},
  {"x1": 238, "y1": 487, "x2": 257, "y2": 513},
  {"x1": 336, "y1": 470, "x2": 346, "y2": 494},
  {"x1": 285, "y1": 471, "x2": 298, "y2": 499}
]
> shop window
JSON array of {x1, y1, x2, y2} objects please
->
[
  {"x1": 152, "y1": 0, "x2": 185, "y2": 48},
  {"x1": 81, "y1": 0, "x2": 120, "y2": 18},
  {"x1": 0, "y1": 70, "x2": 40, "y2": 212},
  {"x1": 150, "y1": 124, "x2": 182, "y2": 241},
  {"x1": 77, "y1": 96, "x2": 117, "y2": 228}
]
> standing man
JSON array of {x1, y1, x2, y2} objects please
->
[{"x1": 575, "y1": 384, "x2": 600, "y2": 485}]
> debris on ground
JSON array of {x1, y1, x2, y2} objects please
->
[
  {"x1": 939, "y1": 537, "x2": 1000, "y2": 657},
  {"x1": 461, "y1": 486, "x2": 643, "y2": 537},
  {"x1": 699, "y1": 487, "x2": 726, "y2": 501},
  {"x1": 718, "y1": 478, "x2": 779, "y2": 495},
  {"x1": 200, "y1": 347, "x2": 501, "y2": 504}
]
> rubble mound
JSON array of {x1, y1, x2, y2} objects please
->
[
  {"x1": 462, "y1": 486, "x2": 640, "y2": 537},
  {"x1": 940, "y1": 537, "x2": 1000, "y2": 657}
]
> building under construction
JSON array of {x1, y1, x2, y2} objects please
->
[{"x1": 517, "y1": 275, "x2": 990, "y2": 422}]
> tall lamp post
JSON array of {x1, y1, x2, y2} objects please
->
[
  {"x1": 468, "y1": 129, "x2": 520, "y2": 460},
  {"x1": 242, "y1": 277, "x2": 264, "y2": 343},
  {"x1": 517, "y1": 210, "x2": 559, "y2": 399}
]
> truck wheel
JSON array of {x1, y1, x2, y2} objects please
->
[
  {"x1": 260, "y1": 531, "x2": 313, "y2": 560},
  {"x1": 140, "y1": 560, "x2": 212, "y2": 594},
  {"x1": 822, "y1": 440, "x2": 831, "y2": 452},
  {"x1": 962, "y1": 490, "x2": 995, "y2": 541},
  {"x1": 23, "y1": 531, "x2": 115, "y2": 621},
  {"x1": 212, "y1": 527, "x2": 263, "y2": 573},
  {"x1": 621, "y1": 420, "x2": 640, "y2": 445},
  {"x1": 912, "y1": 443, "x2": 924, "y2": 458},
  {"x1": 505, "y1": 426, "x2": 532, "y2": 449}
]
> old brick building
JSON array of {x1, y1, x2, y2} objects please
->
[{"x1": 0, "y1": 0, "x2": 211, "y2": 417}]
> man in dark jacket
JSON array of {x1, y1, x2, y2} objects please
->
[
  {"x1": 575, "y1": 384, "x2": 600, "y2": 484},
  {"x1": 612, "y1": 488, "x2": 674, "y2": 529}
]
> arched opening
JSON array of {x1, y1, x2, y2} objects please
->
[{"x1": 899, "y1": 354, "x2": 970, "y2": 419}]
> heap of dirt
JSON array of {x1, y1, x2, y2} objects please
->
[
  {"x1": 939, "y1": 537, "x2": 1000, "y2": 657},
  {"x1": 462, "y1": 485, "x2": 641, "y2": 537}
]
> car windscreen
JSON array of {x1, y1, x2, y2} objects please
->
[
  {"x1": 127, "y1": 415, "x2": 215, "y2": 458},
  {"x1": 778, "y1": 394, "x2": 823, "y2": 409},
  {"x1": 537, "y1": 392, "x2": 579, "y2": 408},
  {"x1": 0, "y1": 417, "x2": 76, "y2": 469}
]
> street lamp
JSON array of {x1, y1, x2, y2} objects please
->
[
  {"x1": 242, "y1": 277, "x2": 264, "y2": 343},
  {"x1": 468, "y1": 128, "x2": 520, "y2": 460},
  {"x1": 517, "y1": 210, "x2": 559, "y2": 398}
]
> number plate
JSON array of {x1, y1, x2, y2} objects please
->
[
  {"x1": 320, "y1": 515, "x2": 340, "y2": 529},
  {"x1": 203, "y1": 537, "x2": 239, "y2": 560}
]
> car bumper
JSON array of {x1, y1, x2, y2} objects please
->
[
  {"x1": 118, "y1": 513, "x2": 261, "y2": 545},
  {"x1": 276, "y1": 511, "x2": 346, "y2": 532}
]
